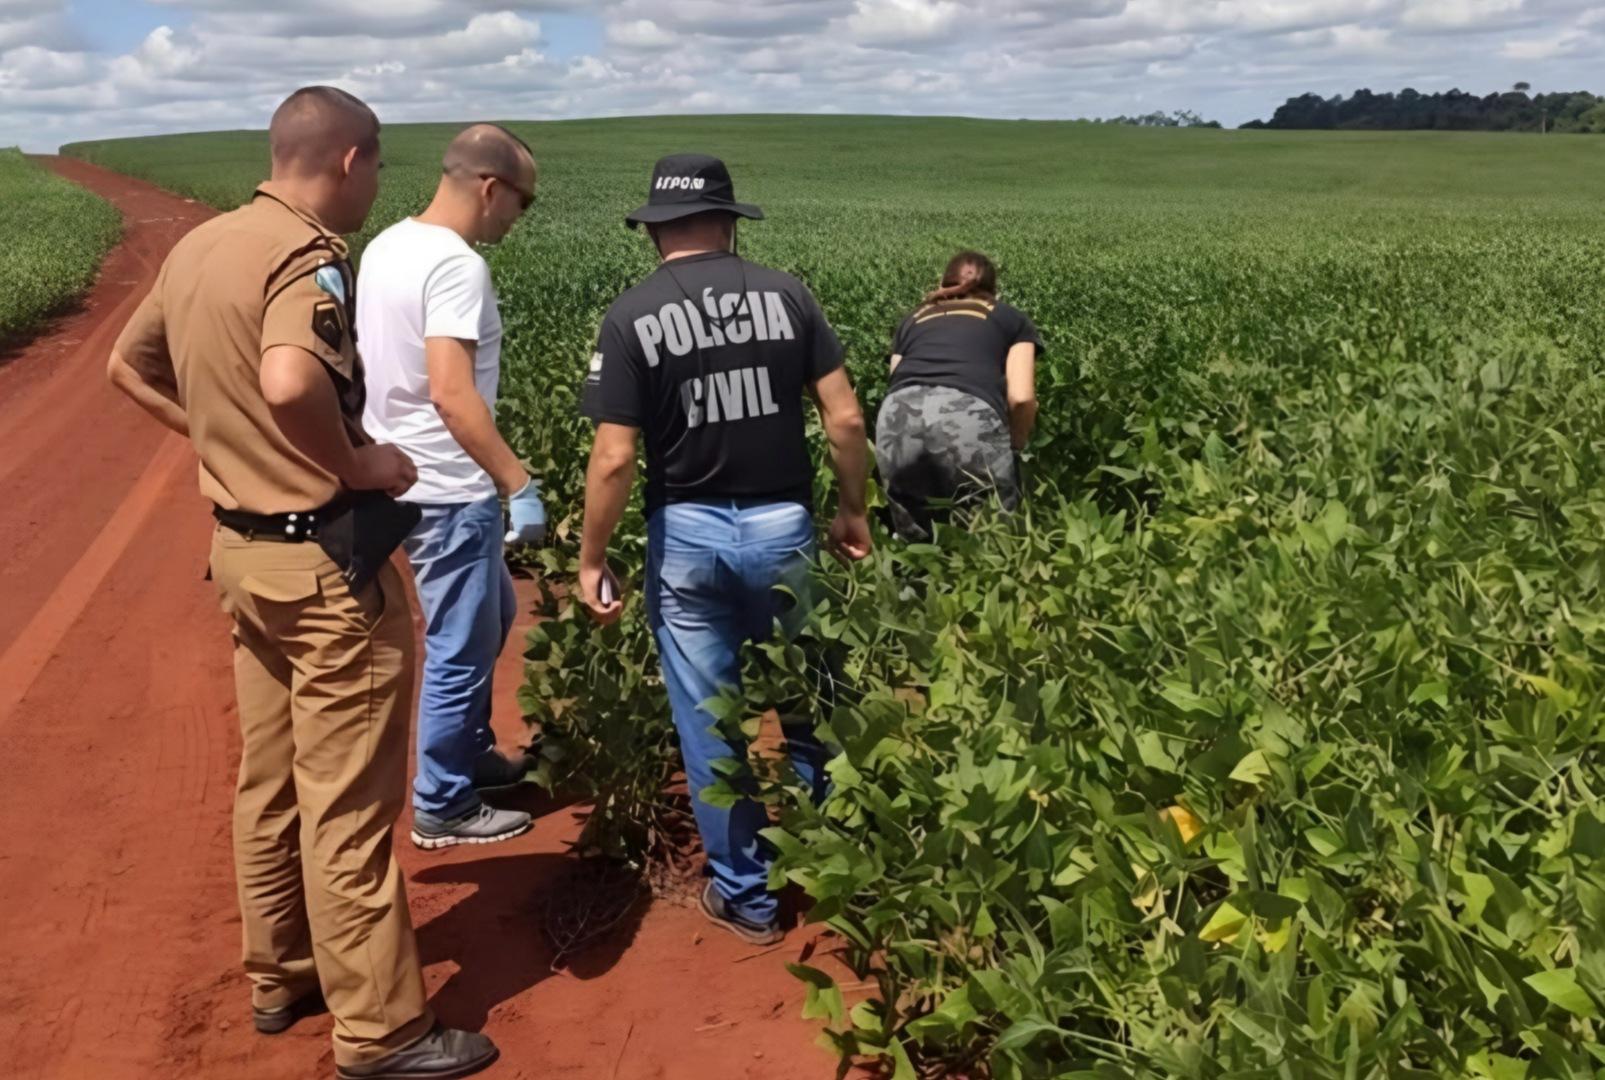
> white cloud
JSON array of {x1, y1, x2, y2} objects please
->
[
  {"x1": 0, "y1": 0, "x2": 1601, "y2": 150},
  {"x1": 1500, "y1": 28, "x2": 1591, "y2": 59},
  {"x1": 0, "y1": 45, "x2": 90, "y2": 90},
  {"x1": 607, "y1": 19, "x2": 679, "y2": 49},
  {"x1": 842, "y1": 0, "x2": 963, "y2": 46},
  {"x1": 1282, "y1": 23, "x2": 1392, "y2": 55},
  {"x1": 1401, "y1": 0, "x2": 1525, "y2": 31},
  {"x1": 432, "y1": 12, "x2": 543, "y2": 64},
  {"x1": 147, "y1": 0, "x2": 578, "y2": 38},
  {"x1": 0, "y1": 0, "x2": 79, "y2": 52}
]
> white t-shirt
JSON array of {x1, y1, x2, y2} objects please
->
[{"x1": 358, "y1": 217, "x2": 504, "y2": 504}]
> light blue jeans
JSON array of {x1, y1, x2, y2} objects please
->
[
  {"x1": 647, "y1": 499, "x2": 831, "y2": 925},
  {"x1": 402, "y1": 495, "x2": 516, "y2": 818}
]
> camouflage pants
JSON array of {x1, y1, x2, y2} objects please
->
[{"x1": 874, "y1": 384, "x2": 1019, "y2": 541}]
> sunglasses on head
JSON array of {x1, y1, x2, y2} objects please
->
[{"x1": 482, "y1": 173, "x2": 535, "y2": 211}]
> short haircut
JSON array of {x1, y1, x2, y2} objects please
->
[
  {"x1": 269, "y1": 86, "x2": 380, "y2": 173},
  {"x1": 442, "y1": 123, "x2": 536, "y2": 183},
  {"x1": 650, "y1": 210, "x2": 736, "y2": 239}
]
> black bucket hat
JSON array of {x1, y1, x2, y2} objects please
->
[{"x1": 625, "y1": 153, "x2": 764, "y2": 229}]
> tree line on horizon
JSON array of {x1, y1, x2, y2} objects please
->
[{"x1": 1240, "y1": 85, "x2": 1605, "y2": 133}]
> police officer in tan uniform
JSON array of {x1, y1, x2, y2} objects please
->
[{"x1": 107, "y1": 87, "x2": 498, "y2": 1080}]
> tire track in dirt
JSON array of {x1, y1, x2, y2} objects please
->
[{"x1": 0, "y1": 158, "x2": 834, "y2": 1080}]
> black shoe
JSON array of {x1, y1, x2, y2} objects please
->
[
  {"x1": 698, "y1": 880, "x2": 784, "y2": 946},
  {"x1": 471, "y1": 748, "x2": 535, "y2": 790},
  {"x1": 252, "y1": 990, "x2": 326, "y2": 1034},
  {"x1": 334, "y1": 1025, "x2": 498, "y2": 1079}
]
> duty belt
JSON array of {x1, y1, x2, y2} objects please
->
[
  {"x1": 213, "y1": 493, "x2": 419, "y2": 591},
  {"x1": 213, "y1": 504, "x2": 321, "y2": 542}
]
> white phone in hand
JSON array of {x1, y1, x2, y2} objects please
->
[{"x1": 598, "y1": 566, "x2": 619, "y2": 606}]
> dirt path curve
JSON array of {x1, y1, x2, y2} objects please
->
[{"x1": 0, "y1": 159, "x2": 835, "y2": 1080}]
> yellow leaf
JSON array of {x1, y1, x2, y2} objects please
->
[
  {"x1": 1199, "y1": 899, "x2": 1248, "y2": 943},
  {"x1": 1518, "y1": 673, "x2": 1576, "y2": 709},
  {"x1": 1257, "y1": 918, "x2": 1291, "y2": 953},
  {"x1": 1131, "y1": 867, "x2": 1163, "y2": 914},
  {"x1": 1159, "y1": 804, "x2": 1204, "y2": 845}
]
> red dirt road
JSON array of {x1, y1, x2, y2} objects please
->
[{"x1": 0, "y1": 160, "x2": 835, "y2": 1080}]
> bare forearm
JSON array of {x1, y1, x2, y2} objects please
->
[
  {"x1": 826, "y1": 417, "x2": 869, "y2": 515},
  {"x1": 580, "y1": 454, "x2": 635, "y2": 569},
  {"x1": 1004, "y1": 347, "x2": 1037, "y2": 452},
  {"x1": 434, "y1": 388, "x2": 527, "y2": 495},
  {"x1": 1009, "y1": 400, "x2": 1037, "y2": 451},
  {"x1": 107, "y1": 354, "x2": 188, "y2": 437}
]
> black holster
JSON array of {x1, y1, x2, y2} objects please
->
[
  {"x1": 213, "y1": 491, "x2": 420, "y2": 593},
  {"x1": 313, "y1": 491, "x2": 421, "y2": 592}
]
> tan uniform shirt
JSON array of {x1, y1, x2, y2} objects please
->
[{"x1": 115, "y1": 188, "x2": 367, "y2": 515}]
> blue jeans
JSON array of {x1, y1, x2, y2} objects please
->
[
  {"x1": 403, "y1": 495, "x2": 516, "y2": 818},
  {"x1": 647, "y1": 499, "x2": 831, "y2": 924}
]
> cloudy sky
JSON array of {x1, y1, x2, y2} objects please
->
[{"x1": 1, "y1": 0, "x2": 1600, "y2": 151}]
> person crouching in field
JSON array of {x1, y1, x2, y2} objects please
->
[
  {"x1": 576, "y1": 153, "x2": 871, "y2": 945},
  {"x1": 356, "y1": 124, "x2": 546, "y2": 850},
  {"x1": 875, "y1": 251, "x2": 1041, "y2": 540}
]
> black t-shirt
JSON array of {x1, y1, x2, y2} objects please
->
[
  {"x1": 581, "y1": 251, "x2": 844, "y2": 515},
  {"x1": 886, "y1": 297, "x2": 1043, "y2": 421}
]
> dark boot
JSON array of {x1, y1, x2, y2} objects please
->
[
  {"x1": 334, "y1": 1025, "x2": 498, "y2": 1080},
  {"x1": 252, "y1": 990, "x2": 326, "y2": 1035}
]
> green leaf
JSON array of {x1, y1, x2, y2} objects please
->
[
  {"x1": 1524, "y1": 968, "x2": 1598, "y2": 1018},
  {"x1": 1466, "y1": 1051, "x2": 1529, "y2": 1080},
  {"x1": 1160, "y1": 674, "x2": 1222, "y2": 717},
  {"x1": 1305, "y1": 827, "x2": 1343, "y2": 857},
  {"x1": 1320, "y1": 499, "x2": 1349, "y2": 544},
  {"x1": 885, "y1": 1038, "x2": 917, "y2": 1080},
  {"x1": 905, "y1": 985, "x2": 977, "y2": 1039},
  {"x1": 974, "y1": 901, "x2": 997, "y2": 938},
  {"x1": 1461, "y1": 872, "x2": 1494, "y2": 925},
  {"x1": 787, "y1": 963, "x2": 846, "y2": 1026},
  {"x1": 825, "y1": 754, "x2": 864, "y2": 791},
  {"x1": 994, "y1": 1019, "x2": 1068, "y2": 1054},
  {"x1": 1229, "y1": 749, "x2": 1272, "y2": 787}
]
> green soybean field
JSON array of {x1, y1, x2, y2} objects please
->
[
  {"x1": 66, "y1": 117, "x2": 1605, "y2": 1079},
  {"x1": 0, "y1": 148, "x2": 120, "y2": 345}
]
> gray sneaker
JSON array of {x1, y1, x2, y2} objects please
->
[
  {"x1": 411, "y1": 803, "x2": 532, "y2": 851},
  {"x1": 334, "y1": 1024, "x2": 497, "y2": 1079},
  {"x1": 698, "y1": 880, "x2": 784, "y2": 946}
]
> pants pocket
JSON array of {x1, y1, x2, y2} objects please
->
[
  {"x1": 658, "y1": 547, "x2": 719, "y2": 597},
  {"x1": 240, "y1": 571, "x2": 322, "y2": 605}
]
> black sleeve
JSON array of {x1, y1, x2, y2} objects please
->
[
  {"x1": 800, "y1": 286, "x2": 845, "y2": 383},
  {"x1": 890, "y1": 313, "x2": 914, "y2": 358},
  {"x1": 1007, "y1": 305, "x2": 1045, "y2": 357},
  {"x1": 579, "y1": 310, "x2": 647, "y2": 427}
]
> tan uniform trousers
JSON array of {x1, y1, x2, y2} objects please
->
[{"x1": 210, "y1": 525, "x2": 434, "y2": 1067}]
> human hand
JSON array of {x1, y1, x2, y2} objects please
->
[
  {"x1": 827, "y1": 510, "x2": 872, "y2": 563},
  {"x1": 504, "y1": 477, "x2": 546, "y2": 546},
  {"x1": 578, "y1": 560, "x2": 623, "y2": 625},
  {"x1": 345, "y1": 443, "x2": 417, "y2": 497}
]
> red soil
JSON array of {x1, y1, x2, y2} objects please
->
[{"x1": 0, "y1": 158, "x2": 838, "y2": 1080}]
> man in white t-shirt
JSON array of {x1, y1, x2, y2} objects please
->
[{"x1": 358, "y1": 124, "x2": 544, "y2": 849}]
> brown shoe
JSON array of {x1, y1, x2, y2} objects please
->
[
  {"x1": 334, "y1": 1024, "x2": 498, "y2": 1079},
  {"x1": 698, "y1": 880, "x2": 783, "y2": 946}
]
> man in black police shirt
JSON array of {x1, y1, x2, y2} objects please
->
[{"x1": 577, "y1": 153, "x2": 870, "y2": 943}]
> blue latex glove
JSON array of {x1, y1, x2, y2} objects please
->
[{"x1": 504, "y1": 478, "x2": 546, "y2": 546}]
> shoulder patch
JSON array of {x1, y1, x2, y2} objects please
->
[{"x1": 312, "y1": 301, "x2": 344, "y2": 352}]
